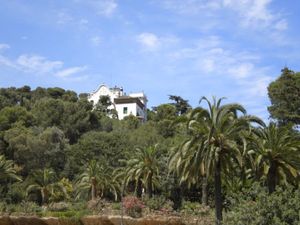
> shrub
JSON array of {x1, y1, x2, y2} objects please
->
[
  {"x1": 224, "y1": 185, "x2": 300, "y2": 225},
  {"x1": 181, "y1": 200, "x2": 210, "y2": 216},
  {"x1": 145, "y1": 196, "x2": 166, "y2": 211},
  {"x1": 48, "y1": 202, "x2": 69, "y2": 211},
  {"x1": 20, "y1": 201, "x2": 41, "y2": 214},
  {"x1": 122, "y1": 196, "x2": 144, "y2": 218}
]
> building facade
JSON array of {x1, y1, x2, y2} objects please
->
[{"x1": 88, "y1": 84, "x2": 147, "y2": 121}]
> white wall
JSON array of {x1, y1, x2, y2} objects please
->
[{"x1": 115, "y1": 103, "x2": 137, "y2": 120}]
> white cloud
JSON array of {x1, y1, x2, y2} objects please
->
[
  {"x1": 55, "y1": 66, "x2": 87, "y2": 78},
  {"x1": 16, "y1": 54, "x2": 63, "y2": 74},
  {"x1": 137, "y1": 33, "x2": 160, "y2": 51},
  {"x1": 90, "y1": 36, "x2": 102, "y2": 46}
]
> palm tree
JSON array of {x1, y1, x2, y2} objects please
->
[
  {"x1": 122, "y1": 145, "x2": 160, "y2": 198},
  {"x1": 27, "y1": 168, "x2": 58, "y2": 205},
  {"x1": 0, "y1": 155, "x2": 21, "y2": 182},
  {"x1": 250, "y1": 123, "x2": 300, "y2": 193},
  {"x1": 76, "y1": 160, "x2": 119, "y2": 201},
  {"x1": 171, "y1": 97, "x2": 263, "y2": 225}
]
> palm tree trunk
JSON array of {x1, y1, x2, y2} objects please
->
[
  {"x1": 91, "y1": 177, "x2": 97, "y2": 200},
  {"x1": 202, "y1": 176, "x2": 208, "y2": 206},
  {"x1": 41, "y1": 188, "x2": 49, "y2": 205},
  {"x1": 214, "y1": 159, "x2": 222, "y2": 225},
  {"x1": 147, "y1": 173, "x2": 153, "y2": 198},
  {"x1": 136, "y1": 179, "x2": 142, "y2": 198},
  {"x1": 267, "y1": 163, "x2": 277, "y2": 194}
]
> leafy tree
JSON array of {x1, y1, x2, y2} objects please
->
[
  {"x1": 4, "y1": 126, "x2": 68, "y2": 175},
  {"x1": 0, "y1": 106, "x2": 34, "y2": 131},
  {"x1": 32, "y1": 98, "x2": 64, "y2": 128},
  {"x1": 250, "y1": 123, "x2": 300, "y2": 193},
  {"x1": 268, "y1": 67, "x2": 300, "y2": 126},
  {"x1": 154, "y1": 104, "x2": 177, "y2": 121},
  {"x1": 169, "y1": 95, "x2": 191, "y2": 115}
]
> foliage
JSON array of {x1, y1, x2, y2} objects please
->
[
  {"x1": 181, "y1": 200, "x2": 210, "y2": 216},
  {"x1": 268, "y1": 67, "x2": 300, "y2": 126},
  {"x1": 144, "y1": 195, "x2": 167, "y2": 211},
  {"x1": 26, "y1": 168, "x2": 68, "y2": 205},
  {"x1": 169, "y1": 95, "x2": 191, "y2": 115},
  {"x1": 0, "y1": 154, "x2": 21, "y2": 182},
  {"x1": 249, "y1": 123, "x2": 300, "y2": 193},
  {"x1": 121, "y1": 145, "x2": 161, "y2": 198},
  {"x1": 224, "y1": 185, "x2": 300, "y2": 225},
  {"x1": 1, "y1": 84, "x2": 300, "y2": 224},
  {"x1": 75, "y1": 160, "x2": 120, "y2": 201}
]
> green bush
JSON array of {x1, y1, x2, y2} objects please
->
[
  {"x1": 145, "y1": 196, "x2": 166, "y2": 211},
  {"x1": 181, "y1": 200, "x2": 210, "y2": 216},
  {"x1": 224, "y1": 185, "x2": 300, "y2": 225},
  {"x1": 111, "y1": 202, "x2": 121, "y2": 210}
]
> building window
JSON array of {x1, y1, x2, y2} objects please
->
[{"x1": 123, "y1": 107, "x2": 128, "y2": 114}]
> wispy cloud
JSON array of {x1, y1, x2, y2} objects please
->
[
  {"x1": 159, "y1": 0, "x2": 287, "y2": 32},
  {"x1": 55, "y1": 66, "x2": 87, "y2": 78},
  {"x1": 137, "y1": 33, "x2": 160, "y2": 51},
  {"x1": 167, "y1": 36, "x2": 271, "y2": 98},
  {"x1": 16, "y1": 54, "x2": 63, "y2": 74},
  {"x1": 90, "y1": 36, "x2": 102, "y2": 46},
  {"x1": 0, "y1": 43, "x2": 10, "y2": 51},
  {"x1": 56, "y1": 11, "x2": 73, "y2": 24},
  {"x1": 76, "y1": 0, "x2": 118, "y2": 17},
  {"x1": 136, "y1": 32, "x2": 179, "y2": 52},
  {"x1": 0, "y1": 46, "x2": 87, "y2": 80}
]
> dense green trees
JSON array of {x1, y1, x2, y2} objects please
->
[
  {"x1": 268, "y1": 67, "x2": 300, "y2": 126},
  {"x1": 0, "y1": 77, "x2": 300, "y2": 225}
]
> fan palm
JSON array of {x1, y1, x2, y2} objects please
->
[
  {"x1": 76, "y1": 160, "x2": 119, "y2": 201},
  {"x1": 0, "y1": 155, "x2": 21, "y2": 182},
  {"x1": 250, "y1": 123, "x2": 300, "y2": 193}
]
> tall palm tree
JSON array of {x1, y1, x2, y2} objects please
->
[
  {"x1": 122, "y1": 145, "x2": 160, "y2": 198},
  {"x1": 171, "y1": 97, "x2": 263, "y2": 225},
  {"x1": 0, "y1": 155, "x2": 21, "y2": 182},
  {"x1": 27, "y1": 168, "x2": 58, "y2": 205},
  {"x1": 76, "y1": 160, "x2": 119, "y2": 201},
  {"x1": 250, "y1": 123, "x2": 300, "y2": 193}
]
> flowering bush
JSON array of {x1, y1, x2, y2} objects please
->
[{"x1": 122, "y1": 196, "x2": 144, "y2": 218}]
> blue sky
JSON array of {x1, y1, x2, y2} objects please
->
[{"x1": 1, "y1": 0, "x2": 300, "y2": 121}]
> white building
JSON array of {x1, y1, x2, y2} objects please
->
[{"x1": 88, "y1": 84, "x2": 147, "y2": 121}]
